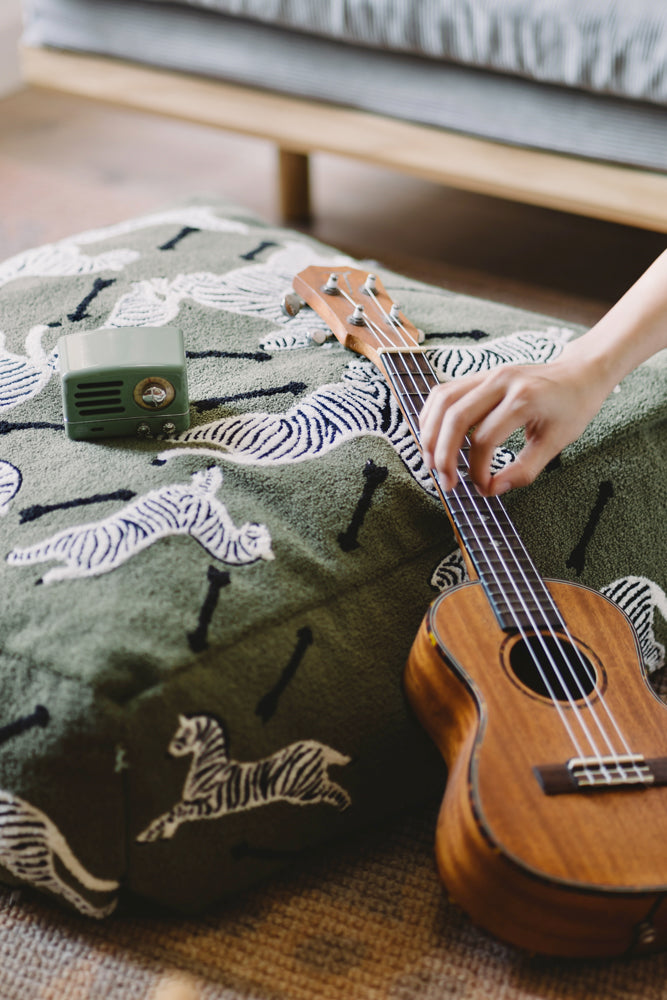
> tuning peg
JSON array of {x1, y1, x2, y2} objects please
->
[
  {"x1": 280, "y1": 291, "x2": 305, "y2": 317},
  {"x1": 349, "y1": 304, "x2": 365, "y2": 326},
  {"x1": 308, "y1": 328, "x2": 328, "y2": 345},
  {"x1": 389, "y1": 303, "x2": 401, "y2": 322},
  {"x1": 323, "y1": 273, "x2": 340, "y2": 294},
  {"x1": 363, "y1": 273, "x2": 377, "y2": 293}
]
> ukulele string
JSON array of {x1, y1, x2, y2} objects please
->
[
  {"x1": 449, "y1": 447, "x2": 640, "y2": 777},
  {"x1": 342, "y1": 285, "x2": 596, "y2": 759},
  {"x1": 399, "y1": 356, "x2": 625, "y2": 773},
  {"x1": 389, "y1": 325, "x2": 638, "y2": 779},
  {"x1": 352, "y1": 281, "x2": 634, "y2": 777},
  {"x1": 471, "y1": 475, "x2": 643, "y2": 776}
]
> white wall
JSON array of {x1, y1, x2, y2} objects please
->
[{"x1": 0, "y1": 0, "x2": 23, "y2": 97}]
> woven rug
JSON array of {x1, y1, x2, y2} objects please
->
[{"x1": 3, "y1": 785, "x2": 667, "y2": 1000}]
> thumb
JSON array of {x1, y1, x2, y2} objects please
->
[{"x1": 489, "y1": 441, "x2": 559, "y2": 495}]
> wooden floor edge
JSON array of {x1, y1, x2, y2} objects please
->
[{"x1": 19, "y1": 45, "x2": 667, "y2": 234}]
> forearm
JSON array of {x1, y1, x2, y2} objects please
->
[{"x1": 564, "y1": 249, "x2": 667, "y2": 394}]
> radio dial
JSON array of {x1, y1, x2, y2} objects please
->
[{"x1": 133, "y1": 377, "x2": 175, "y2": 410}]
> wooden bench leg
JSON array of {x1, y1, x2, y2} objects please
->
[{"x1": 278, "y1": 149, "x2": 311, "y2": 223}]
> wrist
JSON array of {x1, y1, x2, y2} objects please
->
[
  {"x1": 563, "y1": 308, "x2": 658, "y2": 400},
  {"x1": 559, "y1": 334, "x2": 619, "y2": 403}
]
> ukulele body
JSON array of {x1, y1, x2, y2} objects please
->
[{"x1": 405, "y1": 578, "x2": 667, "y2": 957}]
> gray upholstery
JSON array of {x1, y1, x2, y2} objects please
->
[
  {"x1": 138, "y1": 0, "x2": 667, "y2": 105},
  {"x1": 21, "y1": 0, "x2": 667, "y2": 171}
]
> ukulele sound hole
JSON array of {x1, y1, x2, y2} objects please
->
[{"x1": 509, "y1": 634, "x2": 597, "y2": 702}]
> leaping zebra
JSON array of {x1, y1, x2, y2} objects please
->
[
  {"x1": 6, "y1": 466, "x2": 273, "y2": 584},
  {"x1": 136, "y1": 713, "x2": 352, "y2": 842}
]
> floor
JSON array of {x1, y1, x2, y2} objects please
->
[{"x1": 1, "y1": 85, "x2": 666, "y2": 328}]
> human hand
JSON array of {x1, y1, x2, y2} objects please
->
[
  {"x1": 419, "y1": 250, "x2": 667, "y2": 497},
  {"x1": 419, "y1": 356, "x2": 607, "y2": 496}
]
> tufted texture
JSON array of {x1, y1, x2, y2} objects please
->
[{"x1": 0, "y1": 199, "x2": 664, "y2": 924}]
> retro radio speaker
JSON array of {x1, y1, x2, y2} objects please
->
[{"x1": 58, "y1": 326, "x2": 190, "y2": 441}]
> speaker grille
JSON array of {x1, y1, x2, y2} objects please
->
[{"x1": 74, "y1": 380, "x2": 125, "y2": 416}]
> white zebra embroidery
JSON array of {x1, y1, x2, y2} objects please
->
[
  {"x1": 0, "y1": 325, "x2": 58, "y2": 412},
  {"x1": 600, "y1": 576, "x2": 667, "y2": 673},
  {"x1": 426, "y1": 326, "x2": 574, "y2": 380},
  {"x1": 157, "y1": 353, "x2": 518, "y2": 496},
  {"x1": 6, "y1": 466, "x2": 273, "y2": 584},
  {"x1": 0, "y1": 790, "x2": 119, "y2": 918},
  {"x1": 0, "y1": 461, "x2": 21, "y2": 516},
  {"x1": 106, "y1": 240, "x2": 350, "y2": 338},
  {"x1": 136, "y1": 713, "x2": 352, "y2": 842},
  {"x1": 0, "y1": 244, "x2": 138, "y2": 290},
  {"x1": 0, "y1": 205, "x2": 249, "y2": 289},
  {"x1": 430, "y1": 549, "x2": 468, "y2": 592}
]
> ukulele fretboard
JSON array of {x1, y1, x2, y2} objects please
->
[{"x1": 381, "y1": 349, "x2": 561, "y2": 633}]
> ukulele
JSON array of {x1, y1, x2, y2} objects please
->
[{"x1": 293, "y1": 265, "x2": 667, "y2": 958}]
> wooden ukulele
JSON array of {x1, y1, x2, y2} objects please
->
[{"x1": 293, "y1": 265, "x2": 667, "y2": 958}]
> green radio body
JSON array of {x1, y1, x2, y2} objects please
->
[{"x1": 58, "y1": 326, "x2": 190, "y2": 441}]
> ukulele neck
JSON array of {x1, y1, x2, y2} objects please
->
[
  {"x1": 291, "y1": 265, "x2": 562, "y2": 635},
  {"x1": 379, "y1": 348, "x2": 561, "y2": 633}
]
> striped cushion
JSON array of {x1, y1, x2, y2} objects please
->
[{"x1": 144, "y1": 0, "x2": 667, "y2": 104}]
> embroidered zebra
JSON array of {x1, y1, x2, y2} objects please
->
[
  {"x1": 6, "y1": 466, "x2": 273, "y2": 584},
  {"x1": 106, "y1": 240, "x2": 350, "y2": 339},
  {"x1": 0, "y1": 325, "x2": 58, "y2": 411},
  {"x1": 0, "y1": 205, "x2": 249, "y2": 289},
  {"x1": 430, "y1": 549, "x2": 468, "y2": 592},
  {"x1": 600, "y1": 576, "x2": 667, "y2": 673},
  {"x1": 427, "y1": 326, "x2": 574, "y2": 379},
  {"x1": 0, "y1": 790, "x2": 119, "y2": 918},
  {"x1": 158, "y1": 355, "x2": 516, "y2": 497},
  {"x1": 136, "y1": 713, "x2": 352, "y2": 842},
  {"x1": 0, "y1": 460, "x2": 21, "y2": 516}
]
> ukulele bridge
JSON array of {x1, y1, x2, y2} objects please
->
[
  {"x1": 569, "y1": 754, "x2": 653, "y2": 788},
  {"x1": 534, "y1": 753, "x2": 667, "y2": 795}
]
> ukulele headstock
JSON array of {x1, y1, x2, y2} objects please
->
[{"x1": 293, "y1": 266, "x2": 423, "y2": 363}]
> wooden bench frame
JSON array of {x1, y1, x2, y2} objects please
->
[{"x1": 21, "y1": 46, "x2": 667, "y2": 232}]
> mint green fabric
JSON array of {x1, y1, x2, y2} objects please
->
[{"x1": 0, "y1": 200, "x2": 664, "y2": 917}]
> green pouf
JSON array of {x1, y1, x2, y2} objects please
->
[{"x1": 0, "y1": 200, "x2": 664, "y2": 916}]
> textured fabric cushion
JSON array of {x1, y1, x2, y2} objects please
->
[{"x1": 0, "y1": 199, "x2": 665, "y2": 917}]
